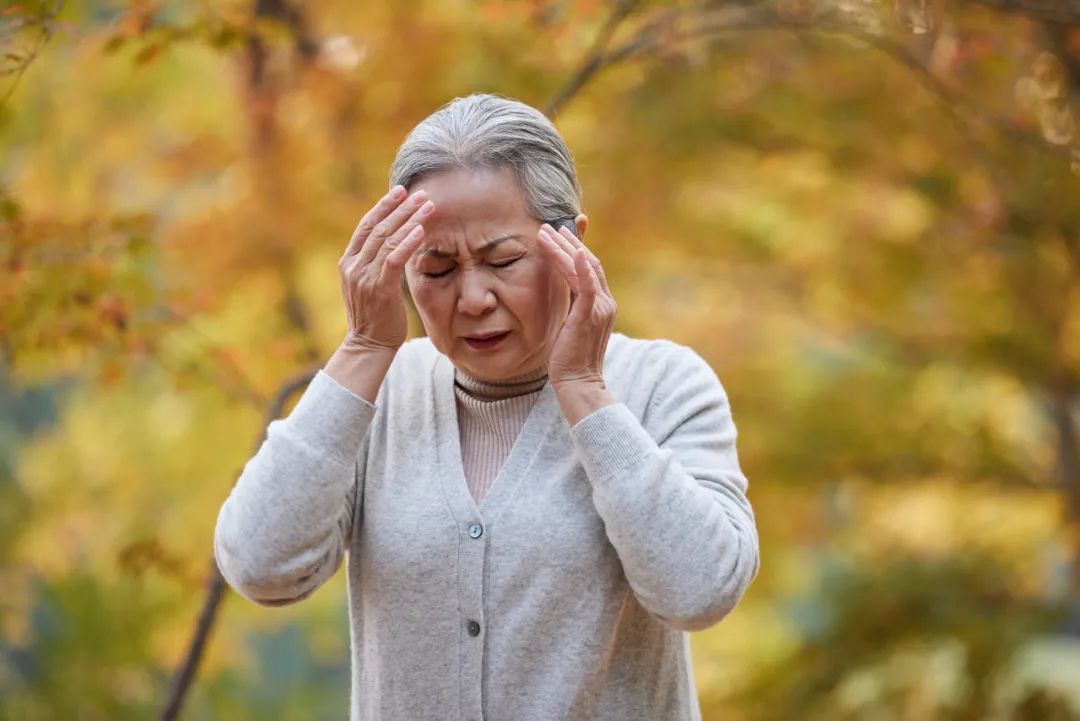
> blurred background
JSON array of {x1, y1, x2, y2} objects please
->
[{"x1": 3, "y1": 1, "x2": 1080, "y2": 719}]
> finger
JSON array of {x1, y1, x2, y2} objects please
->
[
  {"x1": 568, "y1": 248, "x2": 596, "y2": 319},
  {"x1": 373, "y1": 199, "x2": 435, "y2": 269},
  {"x1": 557, "y1": 225, "x2": 611, "y2": 296},
  {"x1": 377, "y1": 224, "x2": 426, "y2": 289},
  {"x1": 542, "y1": 226, "x2": 594, "y2": 297},
  {"x1": 343, "y1": 185, "x2": 407, "y2": 259},
  {"x1": 538, "y1": 226, "x2": 581, "y2": 291},
  {"x1": 575, "y1": 246, "x2": 600, "y2": 298},
  {"x1": 541, "y1": 223, "x2": 578, "y2": 259},
  {"x1": 357, "y1": 189, "x2": 429, "y2": 265},
  {"x1": 537, "y1": 226, "x2": 576, "y2": 272}
]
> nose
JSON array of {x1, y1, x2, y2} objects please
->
[{"x1": 456, "y1": 268, "x2": 497, "y2": 316}]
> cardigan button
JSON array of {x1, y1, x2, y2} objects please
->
[
  {"x1": 466, "y1": 620, "x2": 481, "y2": 636},
  {"x1": 468, "y1": 523, "x2": 483, "y2": 539}
]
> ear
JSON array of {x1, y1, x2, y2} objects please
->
[{"x1": 574, "y1": 213, "x2": 588, "y2": 240}]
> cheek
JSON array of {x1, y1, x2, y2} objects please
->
[
  {"x1": 535, "y1": 263, "x2": 569, "y2": 306},
  {"x1": 510, "y1": 266, "x2": 566, "y2": 331},
  {"x1": 410, "y1": 282, "x2": 449, "y2": 326}
]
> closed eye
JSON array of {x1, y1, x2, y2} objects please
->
[{"x1": 421, "y1": 255, "x2": 522, "y2": 276}]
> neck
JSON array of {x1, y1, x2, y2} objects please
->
[{"x1": 454, "y1": 364, "x2": 549, "y2": 401}]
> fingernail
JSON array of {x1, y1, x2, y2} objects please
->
[
  {"x1": 418, "y1": 200, "x2": 435, "y2": 216},
  {"x1": 390, "y1": 185, "x2": 406, "y2": 199}
]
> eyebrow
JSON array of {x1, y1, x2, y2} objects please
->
[{"x1": 416, "y1": 235, "x2": 521, "y2": 260}]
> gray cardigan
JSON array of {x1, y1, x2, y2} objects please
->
[{"x1": 213, "y1": 332, "x2": 760, "y2": 721}]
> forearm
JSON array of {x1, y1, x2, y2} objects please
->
[
  {"x1": 570, "y1": 402, "x2": 760, "y2": 632},
  {"x1": 214, "y1": 367, "x2": 377, "y2": 605}
]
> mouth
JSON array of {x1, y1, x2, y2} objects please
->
[{"x1": 463, "y1": 331, "x2": 510, "y2": 350}]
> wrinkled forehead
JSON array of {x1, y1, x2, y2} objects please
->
[
  {"x1": 417, "y1": 216, "x2": 531, "y2": 257},
  {"x1": 410, "y1": 167, "x2": 538, "y2": 258}
]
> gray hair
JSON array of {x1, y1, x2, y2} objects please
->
[{"x1": 388, "y1": 93, "x2": 582, "y2": 221}]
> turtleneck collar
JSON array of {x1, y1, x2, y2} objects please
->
[{"x1": 454, "y1": 364, "x2": 549, "y2": 402}]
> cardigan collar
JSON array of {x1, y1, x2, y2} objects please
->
[{"x1": 434, "y1": 353, "x2": 561, "y2": 521}]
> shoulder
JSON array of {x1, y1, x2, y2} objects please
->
[
  {"x1": 606, "y1": 334, "x2": 736, "y2": 441},
  {"x1": 374, "y1": 336, "x2": 440, "y2": 404},
  {"x1": 605, "y1": 332, "x2": 720, "y2": 390},
  {"x1": 604, "y1": 332, "x2": 730, "y2": 425},
  {"x1": 393, "y1": 335, "x2": 441, "y2": 370}
]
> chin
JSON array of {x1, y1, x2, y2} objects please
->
[
  {"x1": 447, "y1": 335, "x2": 546, "y2": 382},
  {"x1": 459, "y1": 359, "x2": 514, "y2": 381},
  {"x1": 467, "y1": 349, "x2": 540, "y2": 381}
]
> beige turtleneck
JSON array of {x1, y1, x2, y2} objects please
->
[{"x1": 453, "y1": 364, "x2": 548, "y2": 504}]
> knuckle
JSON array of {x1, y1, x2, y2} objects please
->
[{"x1": 346, "y1": 260, "x2": 365, "y2": 277}]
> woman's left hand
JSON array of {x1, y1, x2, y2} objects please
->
[{"x1": 537, "y1": 223, "x2": 617, "y2": 392}]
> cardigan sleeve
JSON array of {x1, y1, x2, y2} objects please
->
[
  {"x1": 213, "y1": 369, "x2": 376, "y2": 607},
  {"x1": 568, "y1": 344, "x2": 760, "y2": 632}
]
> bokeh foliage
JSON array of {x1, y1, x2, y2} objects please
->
[{"x1": 3, "y1": 1, "x2": 1080, "y2": 719}]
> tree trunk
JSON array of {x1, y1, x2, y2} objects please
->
[{"x1": 1050, "y1": 384, "x2": 1080, "y2": 637}]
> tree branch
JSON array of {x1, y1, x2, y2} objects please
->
[
  {"x1": 959, "y1": 0, "x2": 1080, "y2": 26},
  {"x1": 159, "y1": 367, "x2": 318, "y2": 721},
  {"x1": 0, "y1": 0, "x2": 64, "y2": 107},
  {"x1": 566, "y1": 3, "x2": 1076, "y2": 163},
  {"x1": 543, "y1": 0, "x2": 647, "y2": 117}
]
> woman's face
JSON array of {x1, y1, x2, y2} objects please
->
[{"x1": 404, "y1": 166, "x2": 582, "y2": 381}]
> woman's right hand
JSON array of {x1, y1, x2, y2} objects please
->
[{"x1": 338, "y1": 185, "x2": 434, "y2": 353}]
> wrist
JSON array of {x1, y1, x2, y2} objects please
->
[
  {"x1": 551, "y1": 373, "x2": 605, "y2": 395},
  {"x1": 338, "y1": 333, "x2": 400, "y2": 358},
  {"x1": 324, "y1": 342, "x2": 397, "y2": 403},
  {"x1": 554, "y1": 378, "x2": 616, "y2": 427}
]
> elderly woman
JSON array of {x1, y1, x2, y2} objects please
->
[{"x1": 213, "y1": 93, "x2": 760, "y2": 721}]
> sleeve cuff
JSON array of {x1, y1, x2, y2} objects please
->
[
  {"x1": 279, "y1": 368, "x2": 378, "y2": 465},
  {"x1": 569, "y1": 402, "x2": 658, "y2": 481}
]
